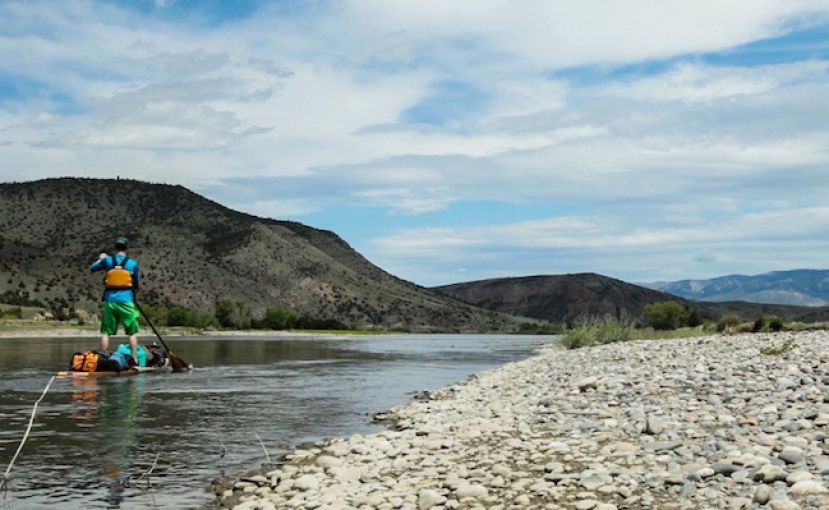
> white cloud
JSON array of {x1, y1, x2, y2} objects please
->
[
  {"x1": 606, "y1": 60, "x2": 829, "y2": 102},
  {"x1": 355, "y1": 188, "x2": 453, "y2": 214},
  {"x1": 1, "y1": 1, "x2": 829, "y2": 285},
  {"x1": 338, "y1": 0, "x2": 829, "y2": 69},
  {"x1": 370, "y1": 206, "x2": 829, "y2": 284},
  {"x1": 237, "y1": 199, "x2": 320, "y2": 219}
]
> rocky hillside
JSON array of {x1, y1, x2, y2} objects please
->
[
  {"x1": 0, "y1": 178, "x2": 524, "y2": 332},
  {"x1": 433, "y1": 273, "x2": 829, "y2": 324},
  {"x1": 646, "y1": 269, "x2": 829, "y2": 306}
]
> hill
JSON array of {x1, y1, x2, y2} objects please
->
[
  {"x1": 433, "y1": 273, "x2": 688, "y2": 325},
  {"x1": 645, "y1": 269, "x2": 829, "y2": 306},
  {"x1": 0, "y1": 178, "x2": 525, "y2": 332},
  {"x1": 433, "y1": 273, "x2": 829, "y2": 324}
]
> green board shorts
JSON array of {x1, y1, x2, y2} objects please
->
[{"x1": 100, "y1": 301, "x2": 140, "y2": 336}]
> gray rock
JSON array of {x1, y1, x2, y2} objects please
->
[
  {"x1": 779, "y1": 446, "x2": 805, "y2": 465},
  {"x1": 645, "y1": 415, "x2": 665, "y2": 435},
  {"x1": 754, "y1": 464, "x2": 787, "y2": 483},
  {"x1": 695, "y1": 468, "x2": 716, "y2": 479},
  {"x1": 815, "y1": 457, "x2": 829, "y2": 475},
  {"x1": 644, "y1": 440, "x2": 682, "y2": 451},
  {"x1": 754, "y1": 485, "x2": 772, "y2": 505},
  {"x1": 769, "y1": 501, "x2": 801, "y2": 510},
  {"x1": 776, "y1": 377, "x2": 797, "y2": 390},
  {"x1": 713, "y1": 462, "x2": 741, "y2": 477},
  {"x1": 788, "y1": 480, "x2": 828, "y2": 496},
  {"x1": 577, "y1": 376, "x2": 599, "y2": 391},
  {"x1": 417, "y1": 489, "x2": 446, "y2": 509},
  {"x1": 293, "y1": 475, "x2": 319, "y2": 491},
  {"x1": 455, "y1": 484, "x2": 488, "y2": 499},
  {"x1": 574, "y1": 500, "x2": 598, "y2": 510}
]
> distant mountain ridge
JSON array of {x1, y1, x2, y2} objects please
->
[
  {"x1": 0, "y1": 178, "x2": 525, "y2": 332},
  {"x1": 433, "y1": 273, "x2": 687, "y2": 325},
  {"x1": 645, "y1": 269, "x2": 829, "y2": 306},
  {"x1": 433, "y1": 273, "x2": 829, "y2": 324}
]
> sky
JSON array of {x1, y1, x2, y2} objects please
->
[{"x1": 1, "y1": 0, "x2": 829, "y2": 286}]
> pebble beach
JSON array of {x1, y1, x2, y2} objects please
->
[{"x1": 219, "y1": 331, "x2": 829, "y2": 510}]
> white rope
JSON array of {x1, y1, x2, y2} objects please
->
[
  {"x1": 134, "y1": 450, "x2": 161, "y2": 484},
  {"x1": 0, "y1": 376, "x2": 56, "y2": 491},
  {"x1": 254, "y1": 433, "x2": 271, "y2": 464}
]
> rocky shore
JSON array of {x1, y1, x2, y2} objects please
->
[{"x1": 219, "y1": 331, "x2": 829, "y2": 510}]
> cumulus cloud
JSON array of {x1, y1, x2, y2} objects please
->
[
  {"x1": 1, "y1": 0, "x2": 828, "y2": 284},
  {"x1": 372, "y1": 206, "x2": 829, "y2": 284}
]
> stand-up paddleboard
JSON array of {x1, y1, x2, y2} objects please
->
[{"x1": 57, "y1": 365, "x2": 170, "y2": 378}]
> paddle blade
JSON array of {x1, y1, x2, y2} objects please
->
[{"x1": 168, "y1": 351, "x2": 190, "y2": 372}]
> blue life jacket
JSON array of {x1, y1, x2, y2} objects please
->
[{"x1": 117, "y1": 344, "x2": 146, "y2": 367}]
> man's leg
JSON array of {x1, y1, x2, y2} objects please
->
[
  {"x1": 100, "y1": 302, "x2": 116, "y2": 352},
  {"x1": 122, "y1": 301, "x2": 141, "y2": 364},
  {"x1": 129, "y1": 334, "x2": 138, "y2": 362}
]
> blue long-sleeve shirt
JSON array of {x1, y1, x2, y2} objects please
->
[{"x1": 90, "y1": 252, "x2": 140, "y2": 303}]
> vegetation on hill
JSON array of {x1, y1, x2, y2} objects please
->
[{"x1": 0, "y1": 178, "x2": 527, "y2": 332}]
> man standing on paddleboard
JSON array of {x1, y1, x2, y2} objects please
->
[{"x1": 89, "y1": 236, "x2": 141, "y2": 362}]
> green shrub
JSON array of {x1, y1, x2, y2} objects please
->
[
  {"x1": 139, "y1": 304, "x2": 216, "y2": 328},
  {"x1": 515, "y1": 322, "x2": 566, "y2": 334},
  {"x1": 9, "y1": 306, "x2": 22, "y2": 319},
  {"x1": 687, "y1": 309, "x2": 705, "y2": 327},
  {"x1": 736, "y1": 322, "x2": 754, "y2": 333},
  {"x1": 594, "y1": 320, "x2": 635, "y2": 344},
  {"x1": 560, "y1": 325, "x2": 597, "y2": 349},
  {"x1": 167, "y1": 305, "x2": 214, "y2": 328},
  {"x1": 760, "y1": 337, "x2": 797, "y2": 356},
  {"x1": 294, "y1": 315, "x2": 347, "y2": 330},
  {"x1": 717, "y1": 314, "x2": 740, "y2": 332},
  {"x1": 644, "y1": 301, "x2": 690, "y2": 330},
  {"x1": 0, "y1": 290, "x2": 45, "y2": 308},
  {"x1": 215, "y1": 299, "x2": 252, "y2": 329},
  {"x1": 561, "y1": 321, "x2": 635, "y2": 349},
  {"x1": 257, "y1": 307, "x2": 297, "y2": 330},
  {"x1": 752, "y1": 314, "x2": 770, "y2": 333},
  {"x1": 752, "y1": 314, "x2": 785, "y2": 333}
]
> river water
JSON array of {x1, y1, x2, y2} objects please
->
[{"x1": 0, "y1": 334, "x2": 546, "y2": 509}]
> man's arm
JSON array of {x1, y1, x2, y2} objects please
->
[
  {"x1": 132, "y1": 262, "x2": 141, "y2": 290},
  {"x1": 90, "y1": 253, "x2": 108, "y2": 272}
]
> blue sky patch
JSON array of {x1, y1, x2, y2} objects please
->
[{"x1": 402, "y1": 81, "x2": 491, "y2": 128}]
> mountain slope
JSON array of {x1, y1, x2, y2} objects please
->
[
  {"x1": 433, "y1": 273, "x2": 829, "y2": 324},
  {"x1": 646, "y1": 269, "x2": 829, "y2": 306},
  {"x1": 433, "y1": 273, "x2": 690, "y2": 324},
  {"x1": 0, "y1": 178, "x2": 524, "y2": 332}
]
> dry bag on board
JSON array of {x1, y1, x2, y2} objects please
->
[{"x1": 70, "y1": 351, "x2": 100, "y2": 372}]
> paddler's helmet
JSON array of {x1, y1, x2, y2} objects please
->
[{"x1": 115, "y1": 236, "x2": 128, "y2": 250}]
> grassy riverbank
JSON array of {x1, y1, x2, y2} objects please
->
[
  {"x1": 0, "y1": 319, "x2": 393, "y2": 338},
  {"x1": 560, "y1": 318, "x2": 829, "y2": 349},
  {"x1": 560, "y1": 321, "x2": 711, "y2": 349}
]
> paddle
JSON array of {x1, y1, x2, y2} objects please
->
[{"x1": 134, "y1": 302, "x2": 190, "y2": 372}]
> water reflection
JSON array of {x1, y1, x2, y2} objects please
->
[{"x1": 66, "y1": 377, "x2": 148, "y2": 508}]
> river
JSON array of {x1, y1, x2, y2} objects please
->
[{"x1": 0, "y1": 334, "x2": 546, "y2": 509}]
